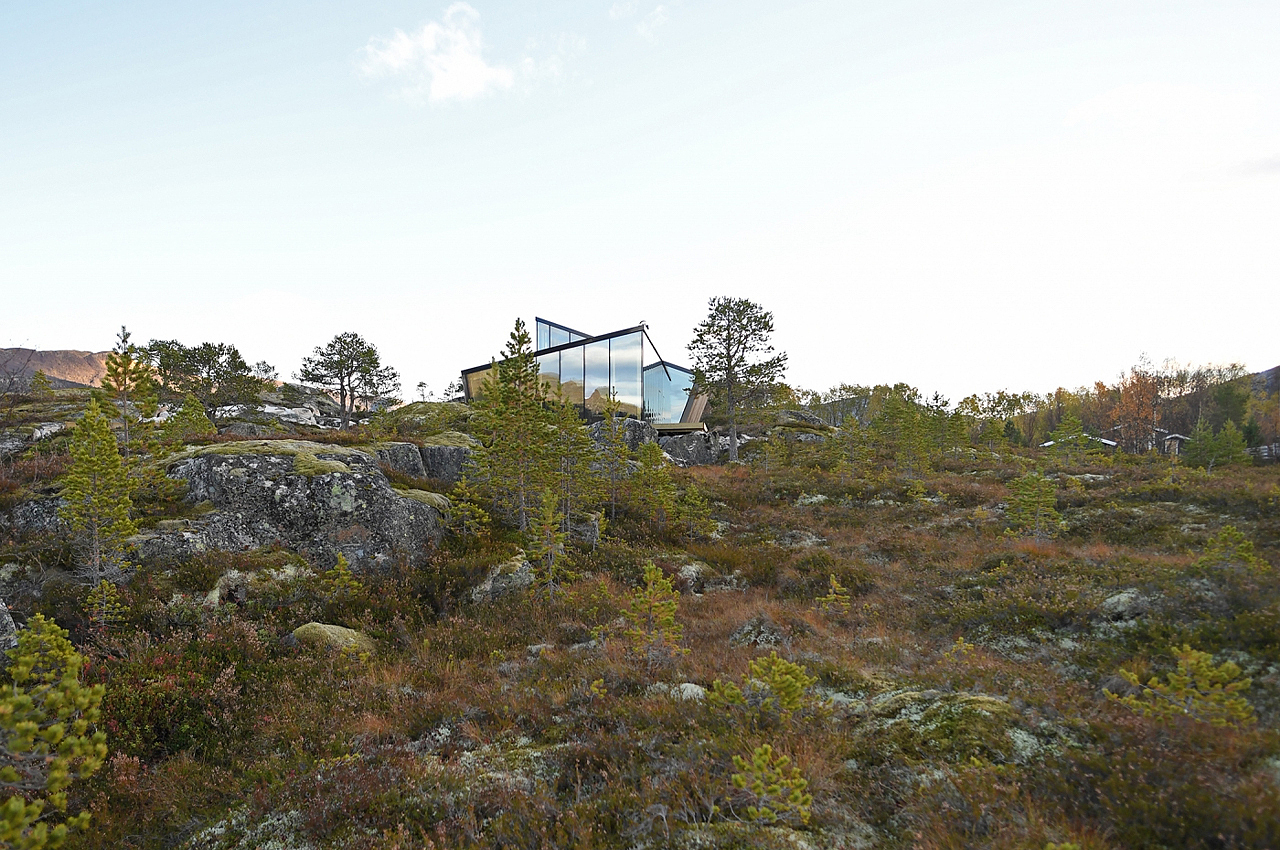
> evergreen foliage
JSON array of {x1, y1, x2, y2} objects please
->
[
  {"x1": 675, "y1": 483, "x2": 714, "y2": 539},
  {"x1": 160, "y1": 393, "x2": 216, "y2": 443},
  {"x1": 101, "y1": 327, "x2": 154, "y2": 452},
  {"x1": 631, "y1": 442, "x2": 677, "y2": 533},
  {"x1": 730, "y1": 744, "x2": 812, "y2": 825},
  {"x1": 1046, "y1": 412, "x2": 1092, "y2": 465},
  {"x1": 447, "y1": 476, "x2": 491, "y2": 548},
  {"x1": 815, "y1": 574, "x2": 851, "y2": 616},
  {"x1": 1106, "y1": 645, "x2": 1256, "y2": 728},
  {"x1": 0, "y1": 615, "x2": 107, "y2": 849},
  {"x1": 296, "y1": 332, "x2": 400, "y2": 429},
  {"x1": 688, "y1": 296, "x2": 787, "y2": 462},
  {"x1": 711, "y1": 651, "x2": 820, "y2": 721},
  {"x1": 59, "y1": 399, "x2": 136, "y2": 586},
  {"x1": 623, "y1": 562, "x2": 685, "y2": 665},
  {"x1": 527, "y1": 490, "x2": 569, "y2": 596},
  {"x1": 1184, "y1": 417, "x2": 1251, "y2": 472},
  {"x1": 595, "y1": 395, "x2": 633, "y2": 523},
  {"x1": 82, "y1": 581, "x2": 126, "y2": 636},
  {"x1": 26, "y1": 372, "x2": 52, "y2": 401},
  {"x1": 470, "y1": 320, "x2": 553, "y2": 531},
  {"x1": 145, "y1": 340, "x2": 267, "y2": 427},
  {"x1": 321, "y1": 554, "x2": 365, "y2": 603},
  {"x1": 1007, "y1": 470, "x2": 1060, "y2": 538}
]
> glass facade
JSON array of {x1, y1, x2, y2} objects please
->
[
  {"x1": 536, "y1": 318, "x2": 586, "y2": 352},
  {"x1": 643, "y1": 362, "x2": 694, "y2": 425},
  {"x1": 462, "y1": 320, "x2": 703, "y2": 425}
]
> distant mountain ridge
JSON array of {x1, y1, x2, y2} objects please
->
[{"x1": 0, "y1": 348, "x2": 109, "y2": 388}]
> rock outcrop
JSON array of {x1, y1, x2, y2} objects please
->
[
  {"x1": 373, "y1": 442, "x2": 428, "y2": 479},
  {"x1": 132, "y1": 441, "x2": 444, "y2": 571},
  {"x1": 419, "y1": 432, "x2": 477, "y2": 483},
  {"x1": 587, "y1": 418, "x2": 659, "y2": 453},
  {"x1": 470, "y1": 553, "x2": 535, "y2": 603}
]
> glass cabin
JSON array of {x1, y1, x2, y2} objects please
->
[{"x1": 462, "y1": 318, "x2": 705, "y2": 426}]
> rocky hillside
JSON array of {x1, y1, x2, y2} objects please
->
[
  {"x1": 1, "y1": 386, "x2": 1278, "y2": 850},
  {"x1": 0, "y1": 347, "x2": 110, "y2": 387}
]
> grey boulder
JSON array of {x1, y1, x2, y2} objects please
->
[
  {"x1": 587, "y1": 418, "x2": 659, "y2": 453},
  {"x1": 134, "y1": 442, "x2": 444, "y2": 571}
]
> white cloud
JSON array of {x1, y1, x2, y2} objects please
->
[
  {"x1": 609, "y1": 1, "x2": 637, "y2": 20},
  {"x1": 360, "y1": 3, "x2": 514, "y2": 103},
  {"x1": 637, "y1": 5, "x2": 669, "y2": 40}
]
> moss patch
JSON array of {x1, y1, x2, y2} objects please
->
[
  {"x1": 420, "y1": 430, "x2": 478, "y2": 448},
  {"x1": 852, "y1": 691, "x2": 1023, "y2": 765},
  {"x1": 393, "y1": 487, "x2": 451, "y2": 513}
]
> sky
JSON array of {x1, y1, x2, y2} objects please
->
[{"x1": 2, "y1": 0, "x2": 1277, "y2": 403}]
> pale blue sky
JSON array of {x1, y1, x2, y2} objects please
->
[{"x1": 2, "y1": 1, "x2": 1277, "y2": 400}]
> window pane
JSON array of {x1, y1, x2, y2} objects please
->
[
  {"x1": 643, "y1": 363, "x2": 693, "y2": 424},
  {"x1": 559, "y1": 344, "x2": 584, "y2": 405},
  {"x1": 536, "y1": 320, "x2": 550, "y2": 351},
  {"x1": 550, "y1": 326, "x2": 570, "y2": 348},
  {"x1": 609, "y1": 332, "x2": 643, "y2": 418},
  {"x1": 537, "y1": 353, "x2": 560, "y2": 397},
  {"x1": 584, "y1": 339, "x2": 610, "y2": 414}
]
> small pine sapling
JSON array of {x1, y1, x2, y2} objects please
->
[
  {"x1": 82, "y1": 581, "x2": 126, "y2": 637},
  {"x1": 730, "y1": 744, "x2": 812, "y2": 826},
  {"x1": 1195, "y1": 525, "x2": 1265, "y2": 576},
  {"x1": 322, "y1": 554, "x2": 365, "y2": 603},
  {"x1": 632, "y1": 442, "x2": 678, "y2": 534},
  {"x1": 1106, "y1": 644, "x2": 1256, "y2": 728},
  {"x1": 59, "y1": 399, "x2": 136, "y2": 588},
  {"x1": 160, "y1": 393, "x2": 216, "y2": 443},
  {"x1": 1006, "y1": 470, "x2": 1060, "y2": 539},
  {"x1": 448, "y1": 476, "x2": 491, "y2": 548},
  {"x1": 676, "y1": 483, "x2": 715, "y2": 539},
  {"x1": 0, "y1": 615, "x2": 108, "y2": 849},
  {"x1": 27, "y1": 371, "x2": 53, "y2": 401},
  {"x1": 710, "y1": 651, "x2": 820, "y2": 722},
  {"x1": 623, "y1": 562, "x2": 686, "y2": 668},
  {"x1": 527, "y1": 489, "x2": 569, "y2": 597},
  {"x1": 815, "y1": 574, "x2": 851, "y2": 616}
]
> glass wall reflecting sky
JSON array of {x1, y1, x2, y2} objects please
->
[{"x1": 462, "y1": 320, "x2": 700, "y2": 425}]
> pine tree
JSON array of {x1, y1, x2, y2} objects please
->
[
  {"x1": 470, "y1": 320, "x2": 553, "y2": 531},
  {"x1": 623, "y1": 562, "x2": 685, "y2": 666},
  {"x1": 1007, "y1": 470, "x2": 1060, "y2": 539},
  {"x1": 548, "y1": 397, "x2": 602, "y2": 537},
  {"x1": 27, "y1": 371, "x2": 53, "y2": 401},
  {"x1": 527, "y1": 489, "x2": 568, "y2": 597},
  {"x1": 1216, "y1": 420, "x2": 1250, "y2": 467},
  {"x1": 82, "y1": 580, "x2": 127, "y2": 636},
  {"x1": 0, "y1": 615, "x2": 107, "y2": 849},
  {"x1": 59, "y1": 399, "x2": 136, "y2": 589},
  {"x1": 631, "y1": 442, "x2": 678, "y2": 534},
  {"x1": 160, "y1": 393, "x2": 216, "y2": 443},
  {"x1": 1047, "y1": 412, "x2": 1090, "y2": 465},
  {"x1": 676, "y1": 482, "x2": 715, "y2": 539},
  {"x1": 596, "y1": 392, "x2": 633, "y2": 523},
  {"x1": 101, "y1": 327, "x2": 153, "y2": 454},
  {"x1": 448, "y1": 476, "x2": 491, "y2": 548}
]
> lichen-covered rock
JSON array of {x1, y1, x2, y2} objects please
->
[
  {"x1": 291, "y1": 622, "x2": 375, "y2": 654},
  {"x1": 659, "y1": 431, "x2": 721, "y2": 466},
  {"x1": 0, "y1": 497, "x2": 66, "y2": 539},
  {"x1": 851, "y1": 690, "x2": 1045, "y2": 766},
  {"x1": 471, "y1": 553, "x2": 535, "y2": 603},
  {"x1": 132, "y1": 441, "x2": 443, "y2": 571},
  {"x1": 373, "y1": 442, "x2": 427, "y2": 479},
  {"x1": 419, "y1": 432, "x2": 477, "y2": 483},
  {"x1": 0, "y1": 599, "x2": 17, "y2": 662},
  {"x1": 587, "y1": 417, "x2": 659, "y2": 453}
]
